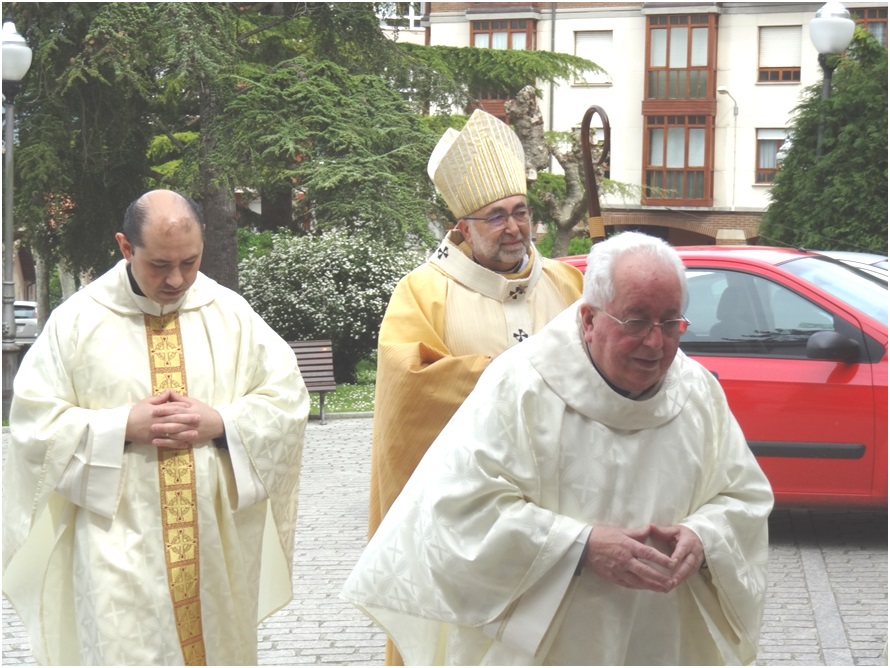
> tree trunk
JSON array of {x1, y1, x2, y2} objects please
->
[
  {"x1": 506, "y1": 86, "x2": 549, "y2": 180},
  {"x1": 199, "y1": 181, "x2": 238, "y2": 290},
  {"x1": 550, "y1": 226, "x2": 575, "y2": 258},
  {"x1": 58, "y1": 259, "x2": 78, "y2": 300},
  {"x1": 260, "y1": 185, "x2": 293, "y2": 232},
  {"x1": 35, "y1": 254, "x2": 50, "y2": 328},
  {"x1": 506, "y1": 86, "x2": 593, "y2": 254},
  {"x1": 198, "y1": 91, "x2": 239, "y2": 291}
]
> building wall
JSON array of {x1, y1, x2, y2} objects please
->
[{"x1": 425, "y1": 2, "x2": 885, "y2": 244}]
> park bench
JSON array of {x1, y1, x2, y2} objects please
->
[{"x1": 288, "y1": 340, "x2": 337, "y2": 425}]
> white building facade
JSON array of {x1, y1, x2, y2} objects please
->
[{"x1": 421, "y1": 2, "x2": 887, "y2": 244}]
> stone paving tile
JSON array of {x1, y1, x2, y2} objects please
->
[{"x1": 3, "y1": 420, "x2": 888, "y2": 666}]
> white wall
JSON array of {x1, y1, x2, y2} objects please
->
[{"x1": 426, "y1": 2, "x2": 881, "y2": 215}]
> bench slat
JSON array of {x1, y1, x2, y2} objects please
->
[{"x1": 287, "y1": 339, "x2": 336, "y2": 424}]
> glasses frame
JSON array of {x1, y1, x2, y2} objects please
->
[
  {"x1": 597, "y1": 309, "x2": 690, "y2": 338},
  {"x1": 462, "y1": 207, "x2": 532, "y2": 231}
]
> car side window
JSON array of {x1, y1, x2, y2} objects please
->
[{"x1": 681, "y1": 269, "x2": 835, "y2": 358}]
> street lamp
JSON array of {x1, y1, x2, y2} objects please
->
[
  {"x1": 717, "y1": 86, "x2": 738, "y2": 210},
  {"x1": 2, "y1": 19, "x2": 33, "y2": 419},
  {"x1": 775, "y1": 136, "x2": 792, "y2": 169},
  {"x1": 809, "y1": 2, "x2": 855, "y2": 152}
]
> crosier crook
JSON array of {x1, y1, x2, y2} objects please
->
[{"x1": 580, "y1": 105, "x2": 611, "y2": 244}]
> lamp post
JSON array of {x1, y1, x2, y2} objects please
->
[
  {"x1": 809, "y1": 2, "x2": 855, "y2": 152},
  {"x1": 775, "y1": 136, "x2": 792, "y2": 169},
  {"x1": 717, "y1": 86, "x2": 738, "y2": 211},
  {"x1": 2, "y1": 19, "x2": 33, "y2": 420}
]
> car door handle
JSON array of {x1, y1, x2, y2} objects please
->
[{"x1": 708, "y1": 369, "x2": 719, "y2": 379}]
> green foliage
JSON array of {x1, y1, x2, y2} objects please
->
[
  {"x1": 212, "y1": 56, "x2": 440, "y2": 243},
  {"x1": 238, "y1": 230, "x2": 422, "y2": 382},
  {"x1": 528, "y1": 172, "x2": 567, "y2": 228},
  {"x1": 237, "y1": 227, "x2": 281, "y2": 263},
  {"x1": 761, "y1": 29, "x2": 888, "y2": 253},
  {"x1": 11, "y1": 1, "x2": 607, "y2": 281},
  {"x1": 395, "y1": 43, "x2": 603, "y2": 110},
  {"x1": 534, "y1": 231, "x2": 592, "y2": 259}
]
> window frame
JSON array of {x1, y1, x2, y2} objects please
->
[
  {"x1": 643, "y1": 114, "x2": 712, "y2": 205},
  {"x1": 852, "y1": 6, "x2": 888, "y2": 47},
  {"x1": 755, "y1": 129, "x2": 787, "y2": 184},
  {"x1": 378, "y1": 2, "x2": 425, "y2": 30},
  {"x1": 758, "y1": 25, "x2": 803, "y2": 84},
  {"x1": 470, "y1": 18, "x2": 536, "y2": 121},
  {"x1": 574, "y1": 30, "x2": 613, "y2": 85},
  {"x1": 646, "y1": 14, "x2": 715, "y2": 101},
  {"x1": 470, "y1": 19, "x2": 536, "y2": 51}
]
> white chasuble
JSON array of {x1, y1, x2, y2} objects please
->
[
  {"x1": 345, "y1": 304, "x2": 774, "y2": 666},
  {"x1": 3, "y1": 260, "x2": 308, "y2": 666}
]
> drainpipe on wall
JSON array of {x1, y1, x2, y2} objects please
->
[{"x1": 548, "y1": 3, "x2": 556, "y2": 172}]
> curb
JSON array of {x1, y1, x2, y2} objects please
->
[
  {"x1": 2, "y1": 412, "x2": 374, "y2": 433},
  {"x1": 308, "y1": 411, "x2": 373, "y2": 422}
]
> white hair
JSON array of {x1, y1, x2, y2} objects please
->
[{"x1": 582, "y1": 232, "x2": 687, "y2": 309}]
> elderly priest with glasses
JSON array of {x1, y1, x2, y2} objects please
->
[{"x1": 345, "y1": 231, "x2": 774, "y2": 666}]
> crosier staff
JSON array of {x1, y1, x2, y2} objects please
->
[{"x1": 580, "y1": 105, "x2": 611, "y2": 244}]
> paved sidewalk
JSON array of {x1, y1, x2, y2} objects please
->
[{"x1": 3, "y1": 417, "x2": 887, "y2": 665}]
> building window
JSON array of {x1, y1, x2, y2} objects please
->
[
  {"x1": 574, "y1": 31, "x2": 612, "y2": 85},
  {"x1": 471, "y1": 19, "x2": 535, "y2": 50},
  {"x1": 646, "y1": 15, "x2": 713, "y2": 100},
  {"x1": 471, "y1": 19, "x2": 535, "y2": 120},
  {"x1": 758, "y1": 26, "x2": 802, "y2": 82},
  {"x1": 378, "y1": 2, "x2": 425, "y2": 30},
  {"x1": 644, "y1": 115, "x2": 709, "y2": 202},
  {"x1": 852, "y1": 7, "x2": 888, "y2": 47},
  {"x1": 756, "y1": 129, "x2": 786, "y2": 184}
]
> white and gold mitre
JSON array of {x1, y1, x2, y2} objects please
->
[{"x1": 427, "y1": 109, "x2": 527, "y2": 219}]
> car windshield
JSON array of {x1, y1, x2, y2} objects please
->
[{"x1": 780, "y1": 257, "x2": 888, "y2": 325}]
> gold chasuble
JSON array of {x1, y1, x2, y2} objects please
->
[
  {"x1": 145, "y1": 312, "x2": 207, "y2": 666},
  {"x1": 369, "y1": 229, "x2": 583, "y2": 538}
]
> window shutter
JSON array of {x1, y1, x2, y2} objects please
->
[
  {"x1": 757, "y1": 128, "x2": 786, "y2": 141},
  {"x1": 759, "y1": 26, "x2": 802, "y2": 67},
  {"x1": 575, "y1": 31, "x2": 612, "y2": 84}
]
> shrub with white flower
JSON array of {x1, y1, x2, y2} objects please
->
[{"x1": 239, "y1": 230, "x2": 423, "y2": 383}]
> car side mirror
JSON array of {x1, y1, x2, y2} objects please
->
[{"x1": 806, "y1": 330, "x2": 860, "y2": 363}]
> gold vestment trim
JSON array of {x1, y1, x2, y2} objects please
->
[{"x1": 145, "y1": 313, "x2": 207, "y2": 666}]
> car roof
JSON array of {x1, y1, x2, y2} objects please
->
[
  {"x1": 558, "y1": 245, "x2": 821, "y2": 268},
  {"x1": 675, "y1": 245, "x2": 820, "y2": 266},
  {"x1": 811, "y1": 250, "x2": 888, "y2": 266}
]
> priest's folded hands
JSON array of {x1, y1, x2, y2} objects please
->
[
  {"x1": 125, "y1": 389, "x2": 224, "y2": 449},
  {"x1": 583, "y1": 523, "x2": 705, "y2": 592}
]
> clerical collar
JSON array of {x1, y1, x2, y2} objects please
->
[{"x1": 126, "y1": 263, "x2": 146, "y2": 297}]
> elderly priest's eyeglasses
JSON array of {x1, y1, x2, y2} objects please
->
[
  {"x1": 597, "y1": 309, "x2": 690, "y2": 338},
  {"x1": 462, "y1": 208, "x2": 531, "y2": 231}
]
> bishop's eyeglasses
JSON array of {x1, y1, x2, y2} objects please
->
[
  {"x1": 597, "y1": 309, "x2": 690, "y2": 338},
  {"x1": 462, "y1": 207, "x2": 531, "y2": 231}
]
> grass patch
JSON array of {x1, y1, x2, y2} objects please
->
[{"x1": 309, "y1": 356, "x2": 376, "y2": 414}]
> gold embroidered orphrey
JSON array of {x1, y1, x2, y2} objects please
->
[{"x1": 145, "y1": 313, "x2": 208, "y2": 665}]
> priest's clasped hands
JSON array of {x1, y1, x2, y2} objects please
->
[
  {"x1": 126, "y1": 389, "x2": 225, "y2": 449},
  {"x1": 583, "y1": 523, "x2": 705, "y2": 593}
]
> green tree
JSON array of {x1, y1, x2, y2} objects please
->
[
  {"x1": 10, "y1": 2, "x2": 600, "y2": 295},
  {"x1": 760, "y1": 29, "x2": 888, "y2": 253}
]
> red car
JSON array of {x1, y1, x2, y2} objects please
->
[{"x1": 559, "y1": 246, "x2": 888, "y2": 509}]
